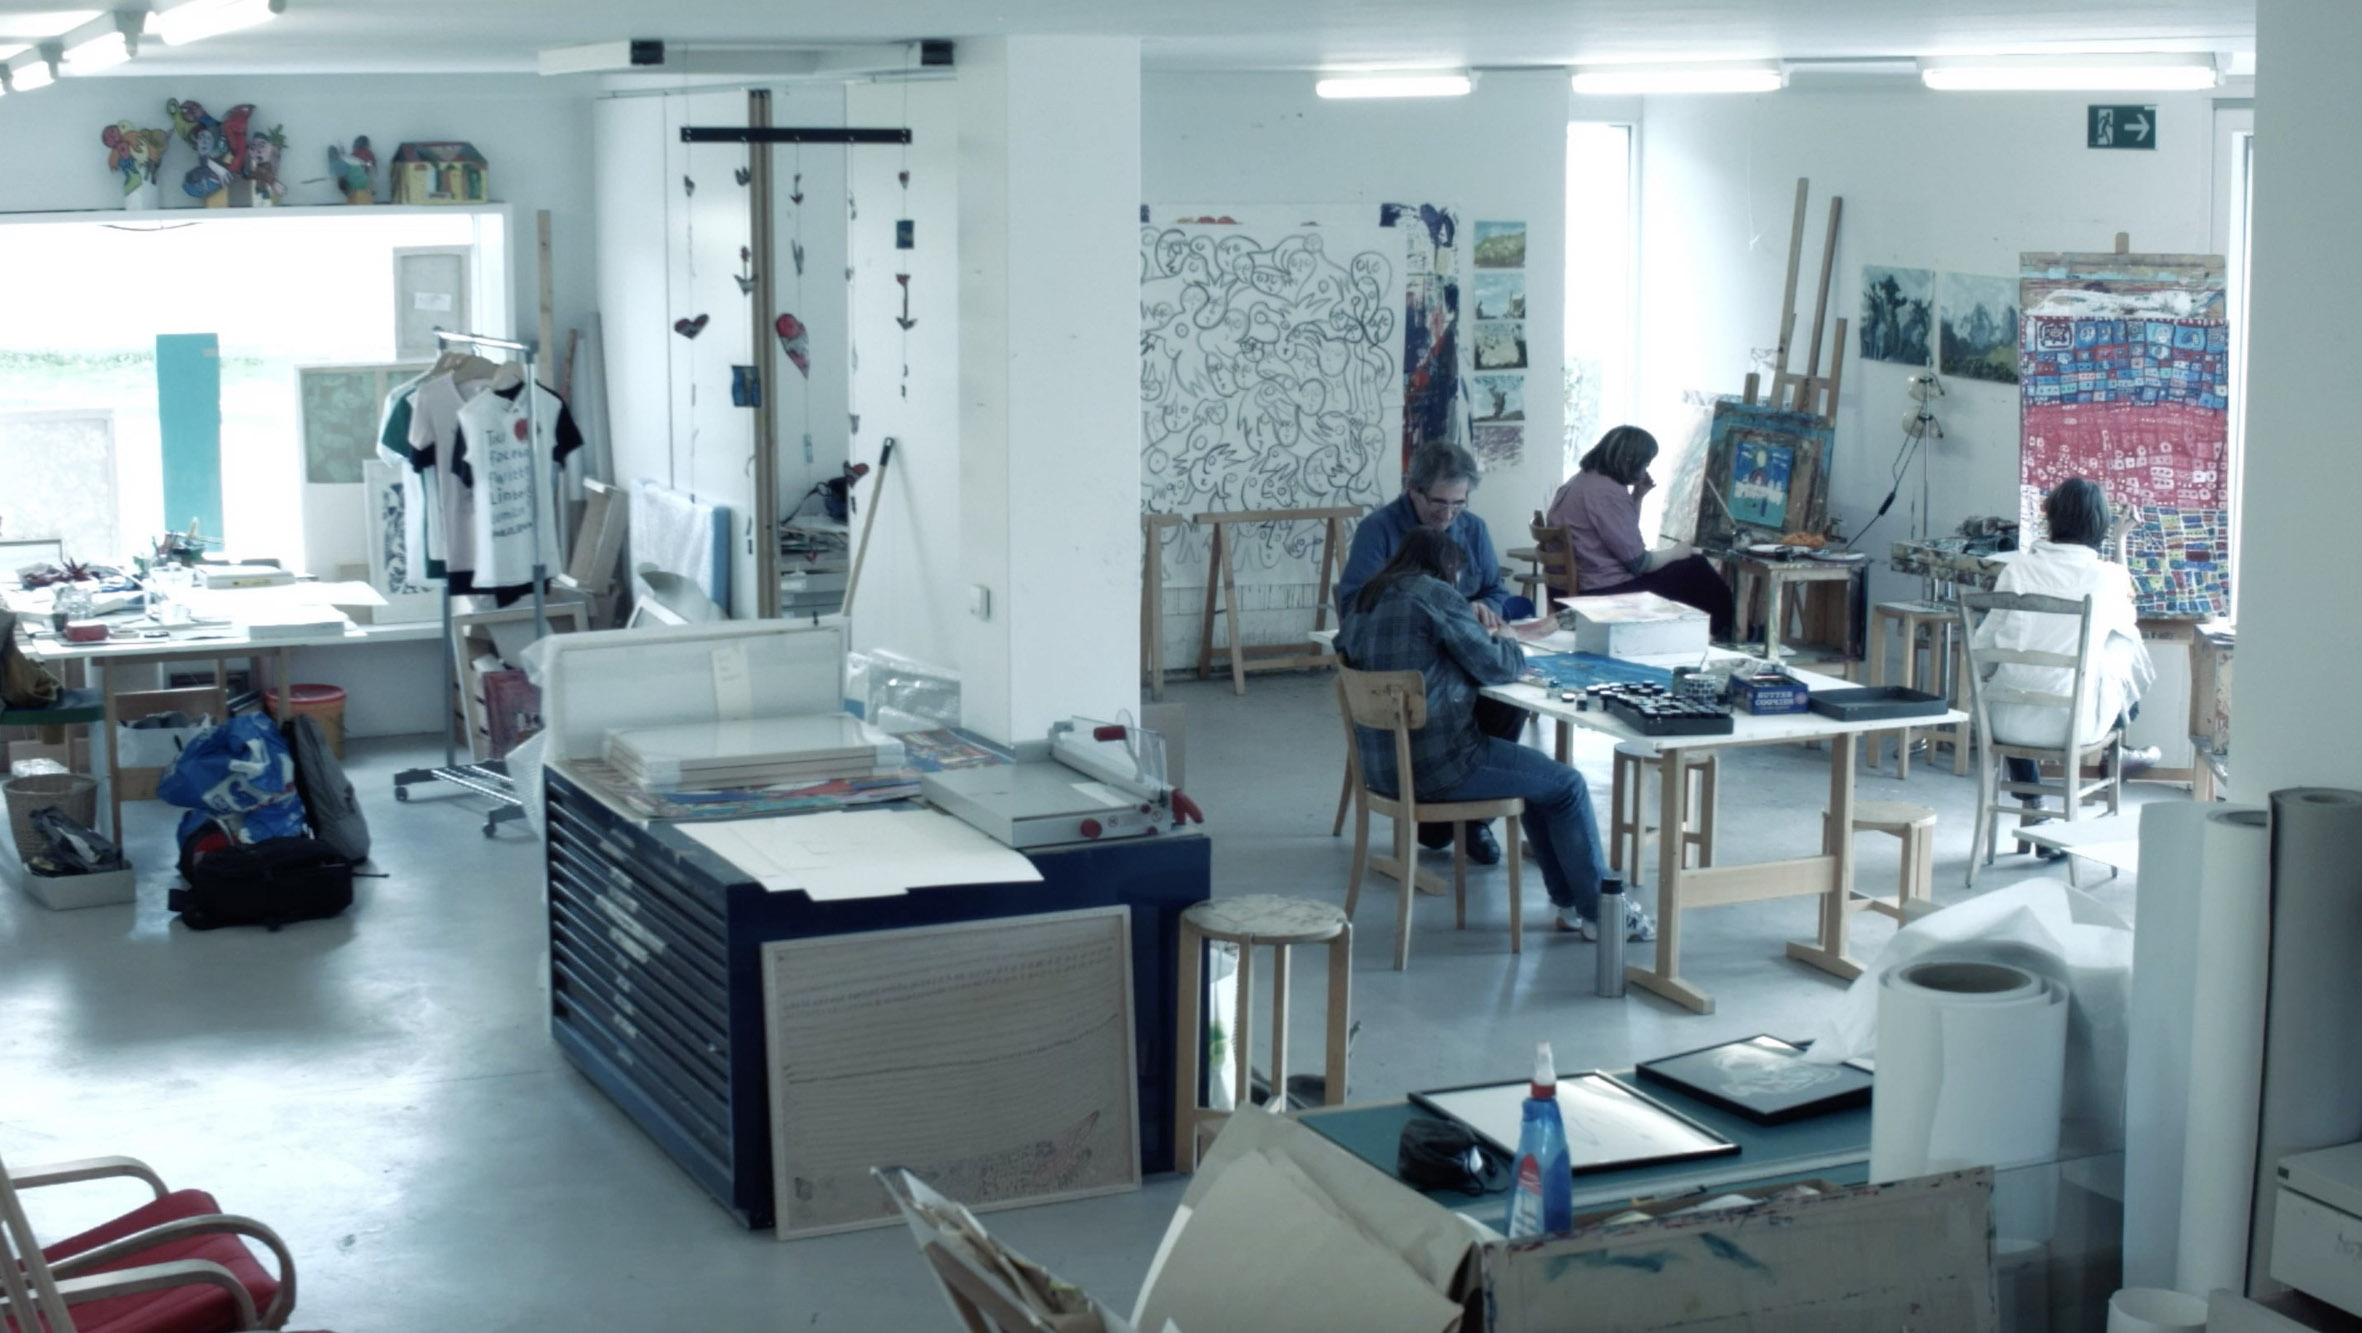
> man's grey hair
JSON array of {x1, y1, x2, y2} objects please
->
[{"x1": 1405, "y1": 442, "x2": 1481, "y2": 494}]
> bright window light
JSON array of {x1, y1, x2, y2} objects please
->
[
  {"x1": 150, "y1": 0, "x2": 283, "y2": 46},
  {"x1": 1918, "y1": 53, "x2": 2220, "y2": 92},
  {"x1": 1571, "y1": 62, "x2": 1785, "y2": 95},
  {"x1": 0, "y1": 11, "x2": 98, "y2": 40},
  {"x1": 9, "y1": 55, "x2": 56, "y2": 90},
  {"x1": 61, "y1": 28, "x2": 128, "y2": 72},
  {"x1": 1314, "y1": 72, "x2": 1473, "y2": 99}
]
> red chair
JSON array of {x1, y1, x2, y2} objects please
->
[{"x1": 2, "y1": 1151, "x2": 299, "y2": 1331}]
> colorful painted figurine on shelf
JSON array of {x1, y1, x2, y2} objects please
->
[
  {"x1": 328, "y1": 136, "x2": 376, "y2": 205},
  {"x1": 244, "y1": 124, "x2": 288, "y2": 205},
  {"x1": 100, "y1": 121, "x2": 169, "y2": 206},
  {"x1": 167, "y1": 98, "x2": 254, "y2": 206}
]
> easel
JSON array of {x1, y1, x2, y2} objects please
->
[
  {"x1": 1744, "y1": 178, "x2": 1848, "y2": 421},
  {"x1": 1141, "y1": 512, "x2": 1184, "y2": 701},
  {"x1": 1194, "y1": 506, "x2": 1358, "y2": 695}
]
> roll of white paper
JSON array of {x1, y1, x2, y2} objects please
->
[
  {"x1": 1870, "y1": 960, "x2": 2070, "y2": 1188},
  {"x1": 2123, "y1": 801, "x2": 2269, "y2": 1292}
]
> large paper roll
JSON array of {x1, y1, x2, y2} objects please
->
[
  {"x1": 2123, "y1": 802, "x2": 2269, "y2": 1293},
  {"x1": 1870, "y1": 960, "x2": 2070, "y2": 1187},
  {"x1": 2251, "y1": 788, "x2": 2362, "y2": 1295}
]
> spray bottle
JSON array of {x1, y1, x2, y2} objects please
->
[{"x1": 1503, "y1": 1041, "x2": 1573, "y2": 1238}]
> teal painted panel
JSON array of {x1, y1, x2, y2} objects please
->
[{"x1": 155, "y1": 333, "x2": 223, "y2": 545}]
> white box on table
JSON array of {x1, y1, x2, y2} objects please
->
[{"x1": 1562, "y1": 591, "x2": 1709, "y2": 659}]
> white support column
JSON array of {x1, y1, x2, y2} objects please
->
[{"x1": 957, "y1": 36, "x2": 1143, "y2": 744}]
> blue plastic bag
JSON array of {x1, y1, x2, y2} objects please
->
[{"x1": 157, "y1": 713, "x2": 310, "y2": 844}]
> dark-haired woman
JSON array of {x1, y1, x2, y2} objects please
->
[
  {"x1": 1337, "y1": 529, "x2": 1652, "y2": 942},
  {"x1": 1544, "y1": 425, "x2": 1736, "y2": 640},
  {"x1": 1974, "y1": 478, "x2": 2155, "y2": 831}
]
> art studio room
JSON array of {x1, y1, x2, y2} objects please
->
[{"x1": 2, "y1": 0, "x2": 2360, "y2": 1329}]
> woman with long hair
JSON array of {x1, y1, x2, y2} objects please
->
[{"x1": 1544, "y1": 425, "x2": 1736, "y2": 639}]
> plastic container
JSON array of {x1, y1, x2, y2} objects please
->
[
  {"x1": 1504, "y1": 1042, "x2": 1574, "y2": 1238},
  {"x1": 5, "y1": 772, "x2": 98, "y2": 861},
  {"x1": 268, "y1": 683, "x2": 348, "y2": 756},
  {"x1": 1595, "y1": 881, "x2": 1628, "y2": 997},
  {"x1": 24, "y1": 864, "x2": 135, "y2": 910}
]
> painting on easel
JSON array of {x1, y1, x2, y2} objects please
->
[{"x1": 1693, "y1": 398, "x2": 1833, "y2": 551}]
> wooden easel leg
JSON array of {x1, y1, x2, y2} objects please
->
[
  {"x1": 1175, "y1": 921, "x2": 1203, "y2": 1172},
  {"x1": 1144, "y1": 518, "x2": 1166, "y2": 701},
  {"x1": 1220, "y1": 528, "x2": 1246, "y2": 695},
  {"x1": 1197, "y1": 526, "x2": 1221, "y2": 681}
]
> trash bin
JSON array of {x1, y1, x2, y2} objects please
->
[{"x1": 268, "y1": 683, "x2": 348, "y2": 757}]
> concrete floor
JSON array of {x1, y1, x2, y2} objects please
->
[{"x1": 0, "y1": 673, "x2": 2163, "y2": 1329}]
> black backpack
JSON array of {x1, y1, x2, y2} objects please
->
[
  {"x1": 170, "y1": 833, "x2": 353, "y2": 931},
  {"x1": 282, "y1": 714, "x2": 370, "y2": 864}
]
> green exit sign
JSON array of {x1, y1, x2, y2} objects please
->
[{"x1": 2089, "y1": 104, "x2": 2158, "y2": 150}]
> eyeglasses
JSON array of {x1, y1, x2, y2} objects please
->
[{"x1": 1414, "y1": 489, "x2": 1469, "y2": 513}]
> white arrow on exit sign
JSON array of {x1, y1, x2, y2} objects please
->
[{"x1": 2126, "y1": 111, "x2": 2152, "y2": 142}]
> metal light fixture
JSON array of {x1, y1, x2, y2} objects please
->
[
  {"x1": 7, "y1": 48, "x2": 58, "y2": 90},
  {"x1": 1571, "y1": 61, "x2": 1786, "y2": 95},
  {"x1": 1313, "y1": 71, "x2": 1475, "y2": 99},
  {"x1": 149, "y1": 0, "x2": 284, "y2": 46},
  {"x1": 1918, "y1": 53, "x2": 2220, "y2": 92},
  {"x1": 60, "y1": 13, "x2": 141, "y2": 72}
]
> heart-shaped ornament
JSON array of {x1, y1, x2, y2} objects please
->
[
  {"x1": 674, "y1": 314, "x2": 709, "y2": 339},
  {"x1": 773, "y1": 313, "x2": 811, "y2": 377}
]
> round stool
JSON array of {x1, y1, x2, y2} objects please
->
[
  {"x1": 1607, "y1": 743, "x2": 1718, "y2": 878},
  {"x1": 1869, "y1": 602, "x2": 1967, "y2": 779},
  {"x1": 1835, "y1": 800, "x2": 1938, "y2": 921},
  {"x1": 1174, "y1": 895, "x2": 1351, "y2": 1172}
]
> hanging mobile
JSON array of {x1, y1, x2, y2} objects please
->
[
  {"x1": 789, "y1": 172, "x2": 803, "y2": 205},
  {"x1": 735, "y1": 246, "x2": 756, "y2": 296},
  {"x1": 791, "y1": 239, "x2": 805, "y2": 276},
  {"x1": 682, "y1": 174, "x2": 695, "y2": 197},
  {"x1": 895, "y1": 274, "x2": 916, "y2": 331},
  {"x1": 734, "y1": 166, "x2": 751, "y2": 187}
]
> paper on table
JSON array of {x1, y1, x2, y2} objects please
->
[
  {"x1": 1133, "y1": 1148, "x2": 1464, "y2": 1333},
  {"x1": 681, "y1": 806, "x2": 1042, "y2": 900}
]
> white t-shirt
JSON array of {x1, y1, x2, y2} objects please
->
[
  {"x1": 455, "y1": 383, "x2": 583, "y2": 595},
  {"x1": 405, "y1": 371, "x2": 492, "y2": 573},
  {"x1": 1972, "y1": 541, "x2": 2156, "y2": 749}
]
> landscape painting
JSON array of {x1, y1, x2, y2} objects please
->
[
  {"x1": 1473, "y1": 221, "x2": 1527, "y2": 269},
  {"x1": 1860, "y1": 265, "x2": 1934, "y2": 367},
  {"x1": 1940, "y1": 273, "x2": 2020, "y2": 384},
  {"x1": 1472, "y1": 271, "x2": 1525, "y2": 320}
]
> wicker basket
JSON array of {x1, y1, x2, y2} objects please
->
[{"x1": 5, "y1": 773, "x2": 99, "y2": 862}]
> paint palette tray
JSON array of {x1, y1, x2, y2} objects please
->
[{"x1": 1601, "y1": 689, "x2": 1734, "y2": 738}]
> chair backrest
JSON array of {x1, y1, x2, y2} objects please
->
[
  {"x1": 1337, "y1": 666, "x2": 1427, "y2": 804},
  {"x1": 0, "y1": 1145, "x2": 79, "y2": 1332},
  {"x1": 1957, "y1": 591, "x2": 2097, "y2": 752},
  {"x1": 1529, "y1": 513, "x2": 1579, "y2": 603}
]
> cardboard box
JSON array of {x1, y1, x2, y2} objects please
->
[
  {"x1": 23, "y1": 864, "x2": 135, "y2": 910},
  {"x1": 1564, "y1": 591, "x2": 1711, "y2": 659},
  {"x1": 8, "y1": 737, "x2": 91, "y2": 774},
  {"x1": 113, "y1": 685, "x2": 225, "y2": 802}
]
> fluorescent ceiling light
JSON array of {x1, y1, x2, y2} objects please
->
[
  {"x1": 1919, "y1": 53, "x2": 2219, "y2": 91},
  {"x1": 1314, "y1": 72, "x2": 1473, "y2": 99},
  {"x1": 0, "y1": 11, "x2": 98, "y2": 40},
  {"x1": 62, "y1": 27, "x2": 128, "y2": 71},
  {"x1": 149, "y1": 0, "x2": 283, "y2": 46},
  {"x1": 1572, "y1": 62, "x2": 1785, "y2": 95},
  {"x1": 8, "y1": 52, "x2": 56, "y2": 90}
]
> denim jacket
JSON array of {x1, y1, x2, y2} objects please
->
[{"x1": 1338, "y1": 574, "x2": 1525, "y2": 798}]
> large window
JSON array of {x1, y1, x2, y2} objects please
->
[
  {"x1": 1564, "y1": 121, "x2": 1637, "y2": 480},
  {"x1": 0, "y1": 210, "x2": 507, "y2": 572}
]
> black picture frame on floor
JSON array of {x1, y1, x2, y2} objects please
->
[
  {"x1": 1633, "y1": 1034, "x2": 1874, "y2": 1125},
  {"x1": 1409, "y1": 1072, "x2": 1738, "y2": 1175}
]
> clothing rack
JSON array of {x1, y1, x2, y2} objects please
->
[{"x1": 391, "y1": 329, "x2": 549, "y2": 837}]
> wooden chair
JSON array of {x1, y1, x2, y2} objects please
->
[
  {"x1": 1337, "y1": 666, "x2": 1525, "y2": 970},
  {"x1": 0, "y1": 1146, "x2": 299, "y2": 1331},
  {"x1": 1958, "y1": 592, "x2": 2126, "y2": 889},
  {"x1": 1528, "y1": 513, "x2": 1579, "y2": 605}
]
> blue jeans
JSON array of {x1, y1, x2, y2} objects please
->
[
  {"x1": 1503, "y1": 595, "x2": 1536, "y2": 620},
  {"x1": 1428, "y1": 737, "x2": 1607, "y2": 918}
]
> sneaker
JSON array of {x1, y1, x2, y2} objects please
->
[
  {"x1": 1572, "y1": 899, "x2": 1659, "y2": 942},
  {"x1": 1554, "y1": 907, "x2": 1587, "y2": 934},
  {"x1": 1465, "y1": 823, "x2": 1502, "y2": 866}
]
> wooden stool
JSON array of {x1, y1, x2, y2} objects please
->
[
  {"x1": 1607, "y1": 742, "x2": 1717, "y2": 877},
  {"x1": 1869, "y1": 601, "x2": 1968, "y2": 778},
  {"x1": 1836, "y1": 800, "x2": 1938, "y2": 921},
  {"x1": 1174, "y1": 895, "x2": 1351, "y2": 1172}
]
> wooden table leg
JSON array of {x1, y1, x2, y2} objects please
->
[
  {"x1": 1231, "y1": 939, "x2": 1255, "y2": 1122},
  {"x1": 1554, "y1": 718, "x2": 1571, "y2": 766},
  {"x1": 1197, "y1": 525, "x2": 1221, "y2": 681},
  {"x1": 1896, "y1": 619, "x2": 1917, "y2": 781},
  {"x1": 1786, "y1": 726, "x2": 1865, "y2": 981},
  {"x1": 1325, "y1": 926, "x2": 1351, "y2": 1105},
  {"x1": 1764, "y1": 573, "x2": 1788, "y2": 661},
  {"x1": 1867, "y1": 607, "x2": 1889, "y2": 772},
  {"x1": 1175, "y1": 921, "x2": 1203, "y2": 1172},
  {"x1": 1952, "y1": 634, "x2": 1973, "y2": 777},
  {"x1": 1628, "y1": 745, "x2": 1712, "y2": 1014},
  {"x1": 1268, "y1": 944, "x2": 1291, "y2": 1109}
]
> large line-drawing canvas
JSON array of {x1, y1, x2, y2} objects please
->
[{"x1": 1142, "y1": 212, "x2": 1404, "y2": 663}]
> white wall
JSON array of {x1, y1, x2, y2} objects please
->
[
  {"x1": 845, "y1": 79, "x2": 962, "y2": 672},
  {"x1": 1142, "y1": 68, "x2": 1573, "y2": 601},
  {"x1": 1632, "y1": 85, "x2": 2219, "y2": 602},
  {"x1": 2238, "y1": 1, "x2": 2362, "y2": 797}
]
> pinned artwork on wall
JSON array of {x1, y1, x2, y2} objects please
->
[
  {"x1": 328, "y1": 137, "x2": 376, "y2": 205},
  {"x1": 101, "y1": 121, "x2": 168, "y2": 210},
  {"x1": 1471, "y1": 373, "x2": 1525, "y2": 423},
  {"x1": 1939, "y1": 273, "x2": 2021, "y2": 385},
  {"x1": 774, "y1": 313, "x2": 812, "y2": 376},
  {"x1": 1471, "y1": 424, "x2": 1524, "y2": 468},
  {"x1": 1471, "y1": 321, "x2": 1528, "y2": 370},
  {"x1": 1860, "y1": 265, "x2": 1935, "y2": 367},
  {"x1": 1472, "y1": 220, "x2": 1527, "y2": 269},
  {"x1": 1472, "y1": 271, "x2": 1525, "y2": 320},
  {"x1": 1381, "y1": 201, "x2": 1463, "y2": 467},
  {"x1": 2020, "y1": 249, "x2": 2231, "y2": 618}
]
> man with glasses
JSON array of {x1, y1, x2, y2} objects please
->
[{"x1": 1337, "y1": 442, "x2": 1536, "y2": 867}]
